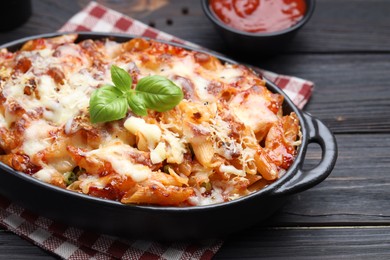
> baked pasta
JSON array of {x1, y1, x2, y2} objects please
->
[{"x1": 0, "y1": 35, "x2": 301, "y2": 206}]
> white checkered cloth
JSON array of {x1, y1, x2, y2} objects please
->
[{"x1": 0, "y1": 1, "x2": 314, "y2": 259}]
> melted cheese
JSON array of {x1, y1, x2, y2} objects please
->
[
  {"x1": 87, "y1": 143, "x2": 151, "y2": 182},
  {"x1": 0, "y1": 36, "x2": 301, "y2": 206},
  {"x1": 33, "y1": 168, "x2": 56, "y2": 183},
  {"x1": 219, "y1": 164, "x2": 245, "y2": 176},
  {"x1": 2, "y1": 56, "x2": 97, "y2": 126},
  {"x1": 38, "y1": 74, "x2": 94, "y2": 125},
  {"x1": 189, "y1": 186, "x2": 224, "y2": 206},
  {"x1": 159, "y1": 56, "x2": 216, "y2": 102},
  {"x1": 230, "y1": 90, "x2": 278, "y2": 133},
  {"x1": 217, "y1": 66, "x2": 243, "y2": 84},
  {"x1": 22, "y1": 119, "x2": 56, "y2": 157},
  {"x1": 124, "y1": 117, "x2": 161, "y2": 149},
  {"x1": 161, "y1": 129, "x2": 186, "y2": 164},
  {"x1": 0, "y1": 113, "x2": 6, "y2": 128},
  {"x1": 150, "y1": 141, "x2": 167, "y2": 164},
  {"x1": 79, "y1": 175, "x2": 104, "y2": 194}
]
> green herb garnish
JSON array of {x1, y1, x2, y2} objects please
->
[
  {"x1": 63, "y1": 167, "x2": 85, "y2": 186},
  {"x1": 64, "y1": 171, "x2": 77, "y2": 186},
  {"x1": 89, "y1": 65, "x2": 183, "y2": 123}
]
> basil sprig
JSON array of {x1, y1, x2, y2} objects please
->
[{"x1": 89, "y1": 65, "x2": 183, "y2": 123}]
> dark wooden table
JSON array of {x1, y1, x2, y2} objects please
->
[{"x1": 1, "y1": 0, "x2": 389, "y2": 259}]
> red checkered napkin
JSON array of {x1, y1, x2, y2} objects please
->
[
  {"x1": 0, "y1": 195, "x2": 221, "y2": 259},
  {"x1": 0, "y1": 1, "x2": 314, "y2": 259}
]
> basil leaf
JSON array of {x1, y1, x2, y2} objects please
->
[
  {"x1": 136, "y1": 75, "x2": 183, "y2": 112},
  {"x1": 89, "y1": 85, "x2": 128, "y2": 123},
  {"x1": 127, "y1": 94, "x2": 148, "y2": 116},
  {"x1": 111, "y1": 65, "x2": 132, "y2": 93},
  {"x1": 89, "y1": 65, "x2": 183, "y2": 123}
]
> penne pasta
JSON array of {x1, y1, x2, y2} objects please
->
[{"x1": 0, "y1": 36, "x2": 301, "y2": 206}]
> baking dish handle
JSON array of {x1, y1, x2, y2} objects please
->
[{"x1": 271, "y1": 112, "x2": 338, "y2": 196}]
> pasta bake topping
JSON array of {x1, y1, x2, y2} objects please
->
[{"x1": 0, "y1": 35, "x2": 301, "y2": 206}]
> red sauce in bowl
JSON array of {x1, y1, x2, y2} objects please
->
[{"x1": 210, "y1": 0, "x2": 307, "y2": 33}]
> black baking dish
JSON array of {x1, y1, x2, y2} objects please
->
[{"x1": 0, "y1": 32, "x2": 337, "y2": 241}]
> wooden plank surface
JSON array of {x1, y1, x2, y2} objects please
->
[
  {"x1": 0, "y1": 231, "x2": 56, "y2": 260},
  {"x1": 257, "y1": 54, "x2": 390, "y2": 133},
  {"x1": 274, "y1": 133, "x2": 390, "y2": 224},
  {"x1": 2, "y1": 226, "x2": 390, "y2": 260},
  {"x1": 214, "y1": 226, "x2": 390, "y2": 259},
  {"x1": 0, "y1": 0, "x2": 390, "y2": 259}
]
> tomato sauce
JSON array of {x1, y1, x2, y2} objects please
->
[{"x1": 210, "y1": 0, "x2": 307, "y2": 33}]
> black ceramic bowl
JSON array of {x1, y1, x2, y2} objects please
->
[
  {"x1": 201, "y1": 0, "x2": 315, "y2": 55},
  {"x1": 0, "y1": 32, "x2": 336, "y2": 241}
]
